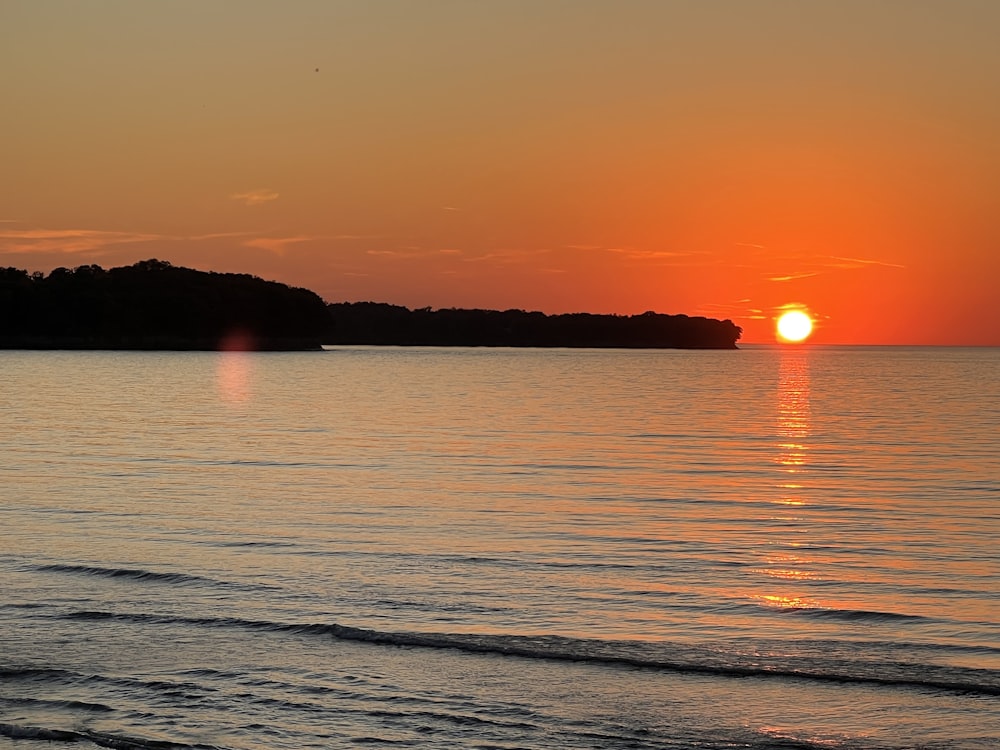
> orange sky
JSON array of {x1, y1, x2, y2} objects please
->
[{"x1": 3, "y1": 1, "x2": 999, "y2": 344}]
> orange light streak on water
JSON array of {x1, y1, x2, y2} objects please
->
[
  {"x1": 775, "y1": 349, "x2": 810, "y2": 474},
  {"x1": 746, "y1": 349, "x2": 824, "y2": 614},
  {"x1": 217, "y1": 352, "x2": 254, "y2": 404}
]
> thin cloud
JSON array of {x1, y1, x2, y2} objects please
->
[
  {"x1": 367, "y1": 247, "x2": 465, "y2": 259},
  {"x1": 773, "y1": 302, "x2": 823, "y2": 321},
  {"x1": 766, "y1": 253, "x2": 905, "y2": 282},
  {"x1": 769, "y1": 272, "x2": 820, "y2": 282},
  {"x1": 188, "y1": 231, "x2": 255, "y2": 241},
  {"x1": 561, "y1": 245, "x2": 704, "y2": 266},
  {"x1": 695, "y1": 300, "x2": 766, "y2": 320},
  {"x1": 826, "y1": 255, "x2": 906, "y2": 270},
  {"x1": 244, "y1": 236, "x2": 312, "y2": 255},
  {"x1": 230, "y1": 189, "x2": 279, "y2": 206},
  {"x1": 461, "y1": 249, "x2": 539, "y2": 264},
  {"x1": 610, "y1": 248, "x2": 697, "y2": 261},
  {"x1": 450, "y1": 244, "x2": 710, "y2": 269},
  {"x1": 0, "y1": 228, "x2": 160, "y2": 255}
]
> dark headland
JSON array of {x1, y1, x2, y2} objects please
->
[
  {"x1": 0, "y1": 260, "x2": 328, "y2": 351},
  {"x1": 1, "y1": 260, "x2": 742, "y2": 350}
]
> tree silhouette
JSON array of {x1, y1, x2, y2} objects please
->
[
  {"x1": 2, "y1": 260, "x2": 742, "y2": 350},
  {"x1": 0, "y1": 260, "x2": 329, "y2": 350},
  {"x1": 327, "y1": 303, "x2": 741, "y2": 349}
]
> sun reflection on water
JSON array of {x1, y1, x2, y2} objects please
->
[
  {"x1": 753, "y1": 593, "x2": 820, "y2": 609},
  {"x1": 776, "y1": 349, "x2": 810, "y2": 474},
  {"x1": 747, "y1": 349, "x2": 823, "y2": 611}
]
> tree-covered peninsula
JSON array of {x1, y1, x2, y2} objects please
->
[
  {"x1": 0, "y1": 260, "x2": 329, "y2": 350},
  {"x1": 0, "y1": 260, "x2": 742, "y2": 350}
]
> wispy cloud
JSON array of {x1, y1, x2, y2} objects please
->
[
  {"x1": 606, "y1": 248, "x2": 698, "y2": 262},
  {"x1": 363, "y1": 243, "x2": 710, "y2": 271},
  {"x1": 188, "y1": 231, "x2": 255, "y2": 242},
  {"x1": 825, "y1": 255, "x2": 906, "y2": 270},
  {"x1": 0, "y1": 225, "x2": 387, "y2": 263},
  {"x1": 0, "y1": 228, "x2": 160, "y2": 255},
  {"x1": 230, "y1": 189, "x2": 279, "y2": 206},
  {"x1": 244, "y1": 236, "x2": 313, "y2": 255},
  {"x1": 769, "y1": 272, "x2": 820, "y2": 282},
  {"x1": 694, "y1": 299, "x2": 767, "y2": 320},
  {"x1": 461, "y1": 249, "x2": 539, "y2": 264},
  {"x1": 561, "y1": 244, "x2": 707, "y2": 266},
  {"x1": 764, "y1": 252, "x2": 904, "y2": 283},
  {"x1": 367, "y1": 247, "x2": 465, "y2": 259},
  {"x1": 773, "y1": 301, "x2": 823, "y2": 321}
]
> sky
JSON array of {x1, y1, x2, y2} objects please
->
[{"x1": 3, "y1": 1, "x2": 999, "y2": 344}]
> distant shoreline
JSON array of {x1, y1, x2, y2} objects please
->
[
  {"x1": 325, "y1": 302, "x2": 742, "y2": 350},
  {"x1": 1, "y1": 260, "x2": 742, "y2": 351}
]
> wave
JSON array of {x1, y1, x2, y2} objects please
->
[
  {"x1": 53, "y1": 610, "x2": 1000, "y2": 698},
  {"x1": 778, "y1": 606, "x2": 926, "y2": 623},
  {"x1": 0, "y1": 696, "x2": 114, "y2": 712},
  {"x1": 0, "y1": 667, "x2": 80, "y2": 682},
  {"x1": 0, "y1": 723, "x2": 220, "y2": 750},
  {"x1": 33, "y1": 564, "x2": 246, "y2": 589}
]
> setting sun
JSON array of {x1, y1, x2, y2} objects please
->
[{"x1": 776, "y1": 310, "x2": 814, "y2": 343}]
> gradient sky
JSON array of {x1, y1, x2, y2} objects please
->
[{"x1": 4, "y1": 1, "x2": 999, "y2": 344}]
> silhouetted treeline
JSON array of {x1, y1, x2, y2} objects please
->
[
  {"x1": 1, "y1": 260, "x2": 741, "y2": 350},
  {"x1": 327, "y1": 303, "x2": 741, "y2": 349},
  {"x1": 0, "y1": 260, "x2": 329, "y2": 350}
]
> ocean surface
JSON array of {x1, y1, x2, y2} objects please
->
[{"x1": 2, "y1": 345, "x2": 998, "y2": 749}]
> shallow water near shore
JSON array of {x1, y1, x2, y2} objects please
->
[{"x1": 2, "y1": 345, "x2": 999, "y2": 749}]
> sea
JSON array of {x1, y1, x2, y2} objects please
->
[{"x1": 1, "y1": 345, "x2": 998, "y2": 749}]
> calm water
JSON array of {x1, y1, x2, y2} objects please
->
[{"x1": 2, "y1": 346, "x2": 998, "y2": 749}]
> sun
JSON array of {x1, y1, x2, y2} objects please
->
[{"x1": 776, "y1": 310, "x2": 814, "y2": 343}]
